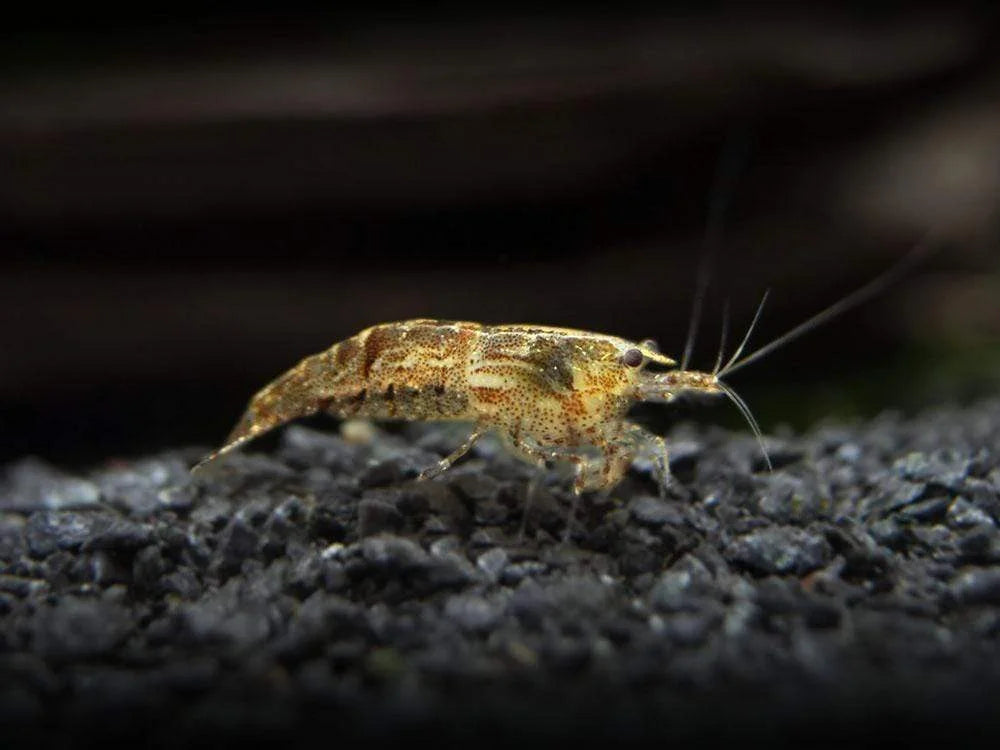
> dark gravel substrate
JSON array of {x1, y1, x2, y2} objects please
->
[{"x1": 3, "y1": 400, "x2": 1000, "y2": 747}]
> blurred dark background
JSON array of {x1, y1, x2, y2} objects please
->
[{"x1": 2, "y1": 5, "x2": 999, "y2": 468}]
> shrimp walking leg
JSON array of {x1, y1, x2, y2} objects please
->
[
  {"x1": 417, "y1": 427, "x2": 484, "y2": 481},
  {"x1": 619, "y1": 423, "x2": 672, "y2": 498},
  {"x1": 565, "y1": 456, "x2": 625, "y2": 540},
  {"x1": 507, "y1": 434, "x2": 593, "y2": 535},
  {"x1": 508, "y1": 432, "x2": 628, "y2": 494},
  {"x1": 519, "y1": 469, "x2": 548, "y2": 541}
]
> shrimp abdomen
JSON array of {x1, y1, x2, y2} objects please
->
[{"x1": 193, "y1": 320, "x2": 480, "y2": 472}]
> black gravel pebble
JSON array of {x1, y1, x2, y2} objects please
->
[
  {"x1": 725, "y1": 526, "x2": 832, "y2": 575},
  {"x1": 3, "y1": 401, "x2": 1000, "y2": 746},
  {"x1": 31, "y1": 596, "x2": 132, "y2": 660}
]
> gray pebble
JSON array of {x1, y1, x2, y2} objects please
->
[
  {"x1": 666, "y1": 610, "x2": 719, "y2": 646},
  {"x1": 426, "y1": 551, "x2": 480, "y2": 589},
  {"x1": 963, "y1": 478, "x2": 1000, "y2": 522},
  {"x1": 157, "y1": 483, "x2": 199, "y2": 512},
  {"x1": 357, "y1": 496, "x2": 404, "y2": 537},
  {"x1": 25, "y1": 511, "x2": 99, "y2": 558},
  {"x1": 860, "y1": 476, "x2": 926, "y2": 517},
  {"x1": 190, "y1": 497, "x2": 234, "y2": 530},
  {"x1": 649, "y1": 554, "x2": 715, "y2": 611},
  {"x1": 630, "y1": 496, "x2": 684, "y2": 527},
  {"x1": 951, "y1": 567, "x2": 1000, "y2": 605},
  {"x1": 361, "y1": 535, "x2": 429, "y2": 569},
  {"x1": 1, "y1": 459, "x2": 100, "y2": 511},
  {"x1": 956, "y1": 525, "x2": 1000, "y2": 564},
  {"x1": 213, "y1": 516, "x2": 261, "y2": 576},
  {"x1": 32, "y1": 596, "x2": 131, "y2": 660},
  {"x1": 757, "y1": 473, "x2": 826, "y2": 522},
  {"x1": 500, "y1": 561, "x2": 547, "y2": 585},
  {"x1": 725, "y1": 526, "x2": 832, "y2": 575},
  {"x1": 357, "y1": 458, "x2": 409, "y2": 489},
  {"x1": 448, "y1": 471, "x2": 500, "y2": 503},
  {"x1": 894, "y1": 450, "x2": 970, "y2": 490},
  {"x1": 132, "y1": 545, "x2": 168, "y2": 590},
  {"x1": 444, "y1": 593, "x2": 504, "y2": 632},
  {"x1": 947, "y1": 497, "x2": 995, "y2": 528},
  {"x1": 0, "y1": 574, "x2": 46, "y2": 598},
  {"x1": 94, "y1": 458, "x2": 188, "y2": 516},
  {"x1": 894, "y1": 496, "x2": 952, "y2": 524},
  {"x1": 476, "y1": 547, "x2": 509, "y2": 581},
  {"x1": 160, "y1": 568, "x2": 203, "y2": 600},
  {"x1": 176, "y1": 582, "x2": 272, "y2": 650},
  {"x1": 869, "y1": 518, "x2": 908, "y2": 549},
  {"x1": 82, "y1": 517, "x2": 155, "y2": 552},
  {"x1": 306, "y1": 501, "x2": 349, "y2": 543},
  {"x1": 280, "y1": 425, "x2": 360, "y2": 472}
]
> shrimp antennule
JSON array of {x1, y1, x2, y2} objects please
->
[
  {"x1": 720, "y1": 289, "x2": 770, "y2": 376},
  {"x1": 712, "y1": 299, "x2": 731, "y2": 377}
]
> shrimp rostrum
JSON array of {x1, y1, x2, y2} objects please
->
[{"x1": 193, "y1": 319, "x2": 744, "y2": 493}]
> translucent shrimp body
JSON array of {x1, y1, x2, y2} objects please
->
[{"x1": 193, "y1": 319, "x2": 715, "y2": 493}]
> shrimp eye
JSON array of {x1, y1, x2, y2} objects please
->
[{"x1": 622, "y1": 348, "x2": 644, "y2": 368}]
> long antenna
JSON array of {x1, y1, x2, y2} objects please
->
[
  {"x1": 680, "y1": 252, "x2": 712, "y2": 372},
  {"x1": 720, "y1": 237, "x2": 936, "y2": 379},
  {"x1": 680, "y1": 128, "x2": 751, "y2": 371},
  {"x1": 721, "y1": 289, "x2": 770, "y2": 375},
  {"x1": 719, "y1": 382, "x2": 773, "y2": 471}
]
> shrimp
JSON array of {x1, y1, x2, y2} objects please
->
[
  {"x1": 192, "y1": 320, "x2": 692, "y2": 493},
  {"x1": 192, "y1": 242, "x2": 932, "y2": 494}
]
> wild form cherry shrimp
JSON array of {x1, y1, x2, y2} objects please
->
[{"x1": 192, "y1": 240, "x2": 930, "y2": 496}]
